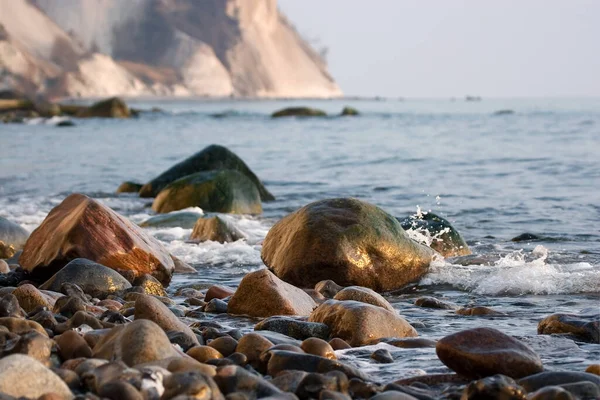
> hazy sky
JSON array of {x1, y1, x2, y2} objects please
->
[{"x1": 279, "y1": 0, "x2": 600, "y2": 98}]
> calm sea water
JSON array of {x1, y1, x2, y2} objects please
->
[{"x1": 1, "y1": 98, "x2": 599, "y2": 381}]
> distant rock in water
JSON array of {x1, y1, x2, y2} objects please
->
[
  {"x1": 271, "y1": 107, "x2": 327, "y2": 118},
  {"x1": 77, "y1": 97, "x2": 131, "y2": 118},
  {"x1": 116, "y1": 181, "x2": 143, "y2": 194},
  {"x1": 340, "y1": 106, "x2": 359, "y2": 116},
  {"x1": 151, "y1": 170, "x2": 262, "y2": 215},
  {"x1": 538, "y1": 309, "x2": 599, "y2": 343},
  {"x1": 262, "y1": 198, "x2": 435, "y2": 291},
  {"x1": 511, "y1": 233, "x2": 541, "y2": 242},
  {"x1": 493, "y1": 109, "x2": 515, "y2": 115},
  {"x1": 139, "y1": 144, "x2": 274, "y2": 201},
  {"x1": 399, "y1": 212, "x2": 470, "y2": 257}
]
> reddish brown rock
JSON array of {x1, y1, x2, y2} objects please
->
[
  {"x1": 436, "y1": 327, "x2": 543, "y2": 379},
  {"x1": 19, "y1": 194, "x2": 175, "y2": 285},
  {"x1": 189, "y1": 216, "x2": 245, "y2": 243},
  {"x1": 204, "y1": 285, "x2": 235, "y2": 302},
  {"x1": 227, "y1": 269, "x2": 317, "y2": 317},
  {"x1": 309, "y1": 300, "x2": 417, "y2": 346}
]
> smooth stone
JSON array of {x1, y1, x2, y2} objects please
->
[
  {"x1": 167, "y1": 331, "x2": 200, "y2": 352},
  {"x1": 371, "y1": 337, "x2": 437, "y2": 348},
  {"x1": 0, "y1": 354, "x2": 73, "y2": 398},
  {"x1": 538, "y1": 311, "x2": 599, "y2": 343},
  {"x1": 40, "y1": 258, "x2": 132, "y2": 298},
  {"x1": 528, "y1": 386, "x2": 574, "y2": 400},
  {"x1": 333, "y1": 286, "x2": 395, "y2": 312},
  {"x1": 52, "y1": 368, "x2": 81, "y2": 391},
  {"x1": 137, "y1": 357, "x2": 215, "y2": 377},
  {"x1": 559, "y1": 382, "x2": 600, "y2": 399},
  {"x1": 370, "y1": 392, "x2": 419, "y2": 400},
  {"x1": 271, "y1": 107, "x2": 327, "y2": 118},
  {"x1": 0, "y1": 293, "x2": 23, "y2": 318},
  {"x1": 255, "y1": 316, "x2": 330, "y2": 340},
  {"x1": 83, "y1": 361, "x2": 138, "y2": 393},
  {"x1": 301, "y1": 337, "x2": 336, "y2": 359},
  {"x1": 0, "y1": 216, "x2": 29, "y2": 257},
  {"x1": 19, "y1": 193, "x2": 175, "y2": 285},
  {"x1": 208, "y1": 336, "x2": 238, "y2": 357},
  {"x1": 205, "y1": 285, "x2": 235, "y2": 302},
  {"x1": 55, "y1": 330, "x2": 93, "y2": 360},
  {"x1": 116, "y1": 181, "x2": 143, "y2": 194},
  {"x1": 436, "y1": 327, "x2": 544, "y2": 379},
  {"x1": 517, "y1": 371, "x2": 600, "y2": 392},
  {"x1": 0, "y1": 317, "x2": 47, "y2": 336},
  {"x1": 139, "y1": 210, "x2": 203, "y2": 229},
  {"x1": 262, "y1": 198, "x2": 434, "y2": 291},
  {"x1": 162, "y1": 370, "x2": 223, "y2": 399},
  {"x1": 461, "y1": 375, "x2": 526, "y2": 399},
  {"x1": 235, "y1": 333, "x2": 273, "y2": 369},
  {"x1": 55, "y1": 311, "x2": 107, "y2": 334},
  {"x1": 321, "y1": 390, "x2": 352, "y2": 400},
  {"x1": 370, "y1": 349, "x2": 394, "y2": 363},
  {"x1": 4, "y1": 330, "x2": 53, "y2": 362},
  {"x1": 228, "y1": 269, "x2": 317, "y2": 317},
  {"x1": 586, "y1": 364, "x2": 600, "y2": 375},
  {"x1": 309, "y1": 300, "x2": 417, "y2": 346},
  {"x1": 252, "y1": 330, "x2": 301, "y2": 346},
  {"x1": 134, "y1": 293, "x2": 199, "y2": 345},
  {"x1": 329, "y1": 338, "x2": 352, "y2": 350},
  {"x1": 13, "y1": 284, "x2": 54, "y2": 313},
  {"x1": 270, "y1": 370, "x2": 308, "y2": 393},
  {"x1": 456, "y1": 306, "x2": 507, "y2": 316},
  {"x1": 414, "y1": 297, "x2": 457, "y2": 310},
  {"x1": 0, "y1": 260, "x2": 9, "y2": 273},
  {"x1": 205, "y1": 298, "x2": 229, "y2": 314},
  {"x1": 98, "y1": 381, "x2": 143, "y2": 400},
  {"x1": 295, "y1": 371, "x2": 349, "y2": 399},
  {"x1": 93, "y1": 320, "x2": 181, "y2": 366},
  {"x1": 315, "y1": 280, "x2": 344, "y2": 298},
  {"x1": 187, "y1": 345, "x2": 223, "y2": 363},
  {"x1": 266, "y1": 350, "x2": 368, "y2": 380},
  {"x1": 399, "y1": 212, "x2": 470, "y2": 257},
  {"x1": 190, "y1": 216, "x2": 245, "y2": 243},
  {"x1": 132, "y1": 274, "x2": 167, "y2": 297},
  {"x1": 139, "y1": 144, "x2": 274, "y2": 201},
  {"x1": 214, "y1": 365, "x2": 282, "y2": 398}
]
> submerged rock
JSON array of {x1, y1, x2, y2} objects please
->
[
  {"x1": 399, "y1": 211, "x2": 470, "y2": 257},
  {"x1": 40, "y1": 258, "x2": 132, "y2": 298},
  {"x1": 0, "y1": 354, "x2": 73, "y2": 399},
  {"x1": 189, "y1": 216, "x2": 245, "y2": 243},
  {"x1": 139, "y1": 210, "x2": 203, "y2": 229},
  {"x1": 0, "y1": 216, "x2": 29, "y2": 258},
  {"x1": 262, "y1": 198, "x2": 435, "y2": 292},
  {"x1": 255, "y1": 316, "x2": 330, "y2": 340},
  {"x1": 116, "y1": 181, "x2": 143, "y2": 194},
  {"x1": 152, "y1": 170, "x2": 262, "y2": 214},
  {"x1": 227, "y1": 269, "x2": 317, "y2": 317},
  {"x1": 309, "y1": 300, "x2": 417, "y2": 346},
  {"x1": 436, "y1": 327, "x2": 543, "y2": 379},
  {"x1": 139, "y1": 144, "x2": 274, "y2": 201},
  {"x1": 414, "y1": 296, "x2": 458, "y2": 310},
  {"x1": 19, "y1": 193, "x2": 175, "y2": 285},
  {"x1": 271, "y1": 107, "x2": 327, "y2": 118},
  {"x1": 511, "y1": 233, "x2": 541, "y2": 242},
  {"x1": 538, "y1": 310, "x2": 599, "y2": 343}
]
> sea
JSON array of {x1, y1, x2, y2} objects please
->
[{"x1": 1, "y1": 97, "x2": 599, "y2": 382}]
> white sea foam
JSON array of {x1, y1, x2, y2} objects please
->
[{"x1": 421, "y1": 245, "x2": 600, "y2": 295}]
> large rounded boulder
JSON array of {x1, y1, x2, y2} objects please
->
[
  {"x1": 139, "y1": 144, "x2": 274, "y2": 201},
  {"x1": 399, "y1": 211, "x2": 470, "y2": 257},
  {"x1": 0, "y1": 216, "x2": 29, "y2": 258},
  {"x1": 152, "y1": 170, "x2": 263, "y2": 214},
  {"x1": 262, "y1": 198, "x2": 435, "y2": 292},
  {"x1": 19, "y1": 193, "x2": 175, "y2": 285}
]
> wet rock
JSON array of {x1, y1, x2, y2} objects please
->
[
  {"x1": 98, "y1": 381, "x2": 143, "y2": 400},
  {"x1": 262, "y1": 198, "x2": 434, "y2": 291},
  {"x1": 132, "y1": 274, "x2": 167, "y2": 297},
  {"x1": 116, "y1": 181, "x2": 143, "y2": 194},
  {"x1": 235, "y1": 333, "x2": 273, "y2": 368},
  {"x1": 205, "y1": 285, "x2": 235, "y2": 302},
  {"x1": 0, "y1": 354, "x2": 73, "y2": 399},
  {"x1": 134, "y1": 293, "x2": 198, "y2": 345},
  {"x1": 93, "y1": 319, "x2": 181, "y2": 366},
  {"x1": 321, "y1": 390, "x2": 352, "y2": 400},
  {"x1": 140, "y1": 144, "x2": 274, "y2": 201},
  {"x1": 511, "y1": 233, "x2": 540, "y2": 242},
  {"x1": 0, "y1": 216, "x2": 29, "y2": 257},
  {"x1": 267, "y1": 350, "x2": 369, "y2": 380},
  {"x1": 0, "y1": 259, "x2": 9, "y2": 273},
  {"x1": 1, "y1": 330, "x2": 53, "y2": 362},
  {"x1": 414, "y1": 296, "x2": 457, "y2": 310},
  {"x1": 187, "y1": 345, "x2": 223, "y2": 363},
  {"x1": 461, "y1": 375, "x2": 526, "y2": 399},
  {"x1": 139, "y1": 210, "x2": 204, "y2": 229},
  {"x1": 517, "y1": 371, "x2": 600, "y2": 392},
  {"x1": 456, "y1": 306, "x2": 506, "y2": 316},
  {"x1": 333, "y1": 286, "x2": 395, "y2": 312},
  {"x1": 296, "y1": 371, "x2": 349, "y2": 399},
  {"x1": 55, "y1": 311, "x2": 107, "y2": 333},
  {"x1": 399, "y1": 212, "x2": 470, "y2": 257},
  {"x1": 0, "y1": 293, "x2": 23, "y2": 318},
  {"x1": 271, "y1": 107, "x2": 327, "y2": 118},
  {"x1": 340, "y1": 106, "x2": 359, "y2": 116},
  {"x1": 162, "y1": 371, "x2": 223, "y2": 399},
  {"x1": 208, "y1": 336, "x2": 238, "y2": 357},
  {"x1": 19, "y1": 194, "x2": 175, "y2": 285},
  {"x1": 156, "y1": 357, "x2": 216, "y2": 376},
  {"x1": 52, "y1": 368, "x2": 81, "y2": 392},
  {"x1": 586, "y1": 364, "x2": 600, "y2": 375},
  {"x1": 255, "y1": 316, "x2": 330, "y2": 340},
  {"x1": 77, "y1": 97, "x2": 130, "y2": 118},
  {"x1": 371, "y1": 337, "x2": 437, "y2": 348},
  {"x1": 152, "y1": 170, "x2": 263, "y2": 215},
  {"x1": 190, "y1": 216, "x2": 245, "y2": 243},
  {"x1": 329, "y1": 338, "x2": 352, "y2": 350},
  {"x1": 56, "y1": 330, "x2": 93, "y2": 360},
  {"x1": 370, "y1": 349, "x2": 394, "y2": 363},
  {"x1": 253, "y1": 330, "x2": 302, "y2": 347},
  {"x1": 538, "y1": 310, "x2": 599, "y2": 343},
  {"x1": 436, "y1": 327, "x2": 543, "y2": 379},
  {"x1": 370, "y1": 392, "x2": 419, "y2": 400},
  {"x1": 528, "y1": 386, "x2": 574, "y2": 400},
  {"x1": 205, "y1": 298, "x2": 229, "y2": 314},
  {"x1": 30, "y1": 310, "x2": 58, "y2": 332},
  {"x1": 315, "y1": 280, "x2": 344, "y2": 298},
  {"x1": 380, "y1": 383, "x2": 435, "y2": 400},
  {"x1": 0, "y1": 317, "x2": 47, "y2": 335},
  {"x1": 270, "y1": 370, "x2": 308, "y2": 393},
  {"x1": 54, "y1": 296, "x2": 87, "y2": 318},
  {"x1": 82, "y1": 361, "x2": 137, "y2": 393},
  {"x1": 559, "y1": 381, "x2": 600, "y2": 399},
  {"x1": 309, "y1": 300, "x2": 417, "y2": 346},
  {"x1": 215, "y1": 365, "x2": 281, "y2": 398},
  {"x1": 40, "y1": 259, "x2": 132, "y2": 298},
  {"x1": 348, "y1": 378, "x2": 380, "y2": 398},
  {"x1": 168, "y1": 330, "x2": 200, "y2": 352},
  {"x1": 301, "y1": 337, "x2": 336, "y2": 359},
  {"x1": 228, "y1": 269, "x2": 317, "y2": 317}
]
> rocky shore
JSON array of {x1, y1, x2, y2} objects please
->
[{"x1": 0, "y1": 145, "x2": 598, "y2": 399}]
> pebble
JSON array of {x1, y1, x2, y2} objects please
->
[
  {"x1": 56, "y1": 330, "x2": 93, "y2": 360},
  {"x1": 456, "y1": 306, "x2": 507, "y2": 316},
  {"x1": 208, "y1": 335, "x2": 238, "y2": 357},
  {"x1": 517, "y1": 371, "x2": 600, "y2": 392},
  {"x1": 301, "y1": 337, "x2": 336, "y2": 359},
  {"x1": 329, "y1": 338, "x2": 352, "y2": 350},
  {"x1": 585, "y1": 364, "x2": 600, "y2": 375},
  {"x1": 0, "y1": 354, "x2": 73, "y2": 399},
  {"x1": 255, "y1": 316, "x2": 330, "y2": 340},
  {"x1": 205, "y1": 298, "x2": 228, "y2": 313},
  {"x1": 370, "y1": 348, "x2": 394, "y2": 363},
  {"x1": 414, "y1": 297, "x2": 457, "y2": 310},
  {"x1": 333, "y1": 286, "x2": 395, "y2": 312},
  {"x1": 461, "y1": 374, "x2": 526, "y2": 399},
  {"x1": 205, "y1": 285, "x2": 235, "y2": 302},
  {"x1": 235, "y1": 333, "x2": 273, "y2": 368},
  {"x1": 187, "y1": 345, "x2": 223, "y2": 363},
  {"x1": 266, "y1": 350, "x2": 368, "y2": 380}
]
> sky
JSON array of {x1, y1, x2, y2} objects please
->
[{"x1": 279, "y1": 0, "x2": 600, "y2": 98}]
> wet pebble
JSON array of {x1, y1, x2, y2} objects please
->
[
  {"x1": 236, "y1": 333, "x2": 273, "y2": 368},
  {"x1": 0, "y1": 293, "x2": 23, "y2": 318},
  {"x1": 585, "y1": 364, "x2": 600, "y2": 375},
  {"x1": 414, "y1": 297, "x2": 457, "y2": 310},
  {"x1": 456, "y1": 306, "x2": 507, "y2": 316},
  {"x1": 255, "y1": 316, "x2": 330, "y2": 340},
  {"x1": 329, "y1": 338, "x2": 352, "y2": 350},
  {"x1": 301, "y1": 337, "x2": 336, "y2": 359},
  {"x1": 461, "y1": 374, "x2": 526, "y2": 399},
  {"x1": 98, "y1": 381, "x2": 143, "y2": 400},
  {"x1": 333, "y1": 286, "x2": 395, "y2": 312},
  {"x1": 205, "y1": 284, "x2": 235, "y2": 302},
  {"x1": 208, "y1": 335, "x2": 238, "y2": 357},
  {"x1": 187, "y1": 345, "x2": 223, "y2": 363},
  {"x1": 538, "y1": 310, "x2": 599, "y2": 343},
  {"x1": 205, "y1": 298, "x2": 229, "y2": 313},
  {"x1": 517, "y1": 371, "x2": 600, "y2": 392},
  {"x1": 370, "y1": 348, "x2": 394, "y2": 363}
]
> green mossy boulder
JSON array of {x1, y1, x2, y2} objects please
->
[
  {"x1": 399, "y1": 212, "x2": 470, "y2": 257},
  {"x1": 139, "y1": 144, "x2": 274, "y2": 201},
  {"x1": 271, "y1": 107, "x2": 327, "y2": 118},
  {"x1": 152, "y1": 170, "x2": 262, "y2": 215}
]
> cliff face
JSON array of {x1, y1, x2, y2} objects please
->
[{"x1": 0, "y1": 0, "x2": 341, "y2": 98}]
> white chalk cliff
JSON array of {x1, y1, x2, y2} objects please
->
[{"x1": 0, "y1": 0, "x2": 341, "y2": 98}]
